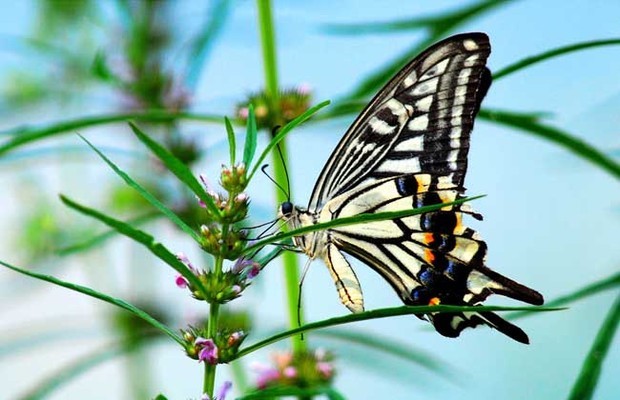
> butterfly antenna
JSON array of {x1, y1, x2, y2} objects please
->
[
  {"x1": 261, "y1": 164, "x2": 289, "y2": 201},
  {"x1": 275, "y1": 141, "x2": 291, "y2": 201}
]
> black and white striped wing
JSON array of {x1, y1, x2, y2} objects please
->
[{"x1": 308, "y1": 32, "x2": 491, "y2": 212}]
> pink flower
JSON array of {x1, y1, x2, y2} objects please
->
[
  {"x1": 196, "y1": 338, "x2": 218, "y2": 365},
  {"x1": 175, "y1": 274, "x2": 189, "y2": 288}
]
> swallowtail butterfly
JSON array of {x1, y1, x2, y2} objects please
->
[{"x1": 279, "y1": 33, "x2": 544, "y2": 344}]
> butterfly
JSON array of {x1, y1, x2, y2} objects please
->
[{"x1": 278, "y1": 32, "x2": 544, "y2": 344}]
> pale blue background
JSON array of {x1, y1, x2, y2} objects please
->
[{"x1": 0, "y1": 1, "x2": 618, "y2": 399}]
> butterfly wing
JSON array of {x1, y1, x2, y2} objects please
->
[
  {"x1": 309, "y1": 32, "x2": 492, "y2": 212},
  {"x1": 306, "y1": 32, "x2": 543, "y2": 343}
]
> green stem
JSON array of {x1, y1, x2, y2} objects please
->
[
  {"x1": 203, "y1": 255, "x2": 224, "y2": 396},
  {"x1": 256, "y1": 0, "x2": 306, "y2": 354}
]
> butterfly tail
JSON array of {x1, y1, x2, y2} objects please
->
[
  {"x1": 431, "y1": 309, "x2": 531, "y2": 344},
  {"x1": 468, "y1": 265, "x2": 544, "y2": 306}
]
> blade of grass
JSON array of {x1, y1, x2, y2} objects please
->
[
  {"x1": 59, "y1": 194, "x2": 208, "y2": 298},
  {"x1": 234, "y1": 304, "x2": 560, "y2": 359},
  {"x1": 128, "y1": 122, "x2": 220, "y2": 217},
  {"x1": 56, "y1": 211, "x2": 159, "y2": 256},
  {"x1": 494, "y1": 38, "x2": 620, "y2": 81},
  {"x1": 314, "y1": 328, "x2": 453, "y2": 377},
  {"x1": 0, "y1": 110, "x2": 224, "y2": 157},
  {"x1": 567, "y1": 293, "x2": 620, "y2": 400},
  {"x1": 242, "y1": 105, "x2": 258, "y2": 168},
  {"x1": 479, "y1": 109, "x2": 620, "y2": 179},
  {"x1": 225, "y1": 117, "x2": 236, "y2": 165},
  {"x1": 0, "y1": 260, "x2": 182, "y2": 345},
  {"x1": 239, "y1": 386, "x2": 346, "y2": 400},
  {"x1": 243, "y1": 195, "x2": 484, "y2": 255},
  {"x1": 246, "y1": 100, "x2": 330, "y2": 182},
  {"x1": 509, "y1": 271, "x2": 620, "y2": 320},
  {"x1": 80, "y1": 135, "x2": 201, "y2": 243}
]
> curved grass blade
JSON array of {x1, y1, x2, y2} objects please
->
[
  {"x1": 225, "y1": 117, "x2": 236, "y2": 165},
  {"x1": 0, "y1": 260, "x2": 182, "y2": 345},
  {"x1": 243, "y1": 195, "x2": 484, "y2": 256},
  {"x1": 568, "y1": 293, "x2": 620, "y2": 400},
  {"x1": 128, "y1": 122, "x2": 220, "y2": 217},
  {"x1": 234, "y1": 304, "x2": 560, "y2": 359},
  {"x1": 56, "y1": 211, "x2": 159, "y2": 256},
  {"x1": 494, "y1": 38, "x2": 620, "y2": 81},
  {"x1": 479, "y1": 109, "x2": 620, "y2": 179},
  {"x1": 243, "y1": 105, "x2": 258, "y2": 168},
  {"x1": 59, "y1": 195, "x2": 208, "y2": 298},
  {"x1": 509, "y1": 271, "x2": 620, "y2": 320},
  {"x1": 333, "y1": 0, "x2": 510, "y2": 100},
  {"x1": 239, "y1": 386, "x2": 346, "y2": 400},
  {"x1": 314, "y1": 328, "x2": 453, "y2": 377},
  {"x1": 0, "y1": 111, "x2": 224, "y2": 157},
  {"x1": 247, "y1": 100, "x2": 330, "y2": 182},
  {"x1": 184, "y1": 0, "x2": 231, "y2": 90},
  {"x1": 80, "y1": 135, "x2": 201, "y2": 243}
]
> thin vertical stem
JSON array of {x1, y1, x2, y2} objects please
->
[
  {"x1": 256, "y1": 0, "x2": 306, "y2": 354},
  {"x1": 203, "y1": 254, "x2": 224, "y2": 396}
]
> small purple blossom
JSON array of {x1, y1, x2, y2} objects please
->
[
  {"x1": 283, "y1": 366, "x2": 297, "y2": 378},
  {"x1": 196, "y1": 337, "x2": 218, "y2": 365},
  {"x1": 297, "y1": 82, "x2": 312, "y2": 95},
  {"x1": 238, "y1": 107, "x2": 249, "y2": 119},
  {"x1": 317, "y1": 361, "x2": 333, "y2": 378},
  {"x1": 175, "y1": 274, "x2": 189, "y2": 288},
  {"x1": 216, "y1": 381, "x2": 232, "y2": 400},
  {"x1": 232, "y1": 257, "x2": 261, "y2": 279}
]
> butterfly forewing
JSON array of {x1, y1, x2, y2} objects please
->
[{"x1": 308, "y1": 33, "x2": 492, "y2": 212}]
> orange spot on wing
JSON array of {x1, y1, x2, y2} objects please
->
[
  {"x1": 424, "y1": 249, "x2": 435, "y2": 263},
  {"x1": 423, "y1": 232, "x2": 434, "y2": 245},
  {"x1": 428, "y1": 297, "x2": 441, "y2": 306}
]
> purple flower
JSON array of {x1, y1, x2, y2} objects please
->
[
  {"x1": 283, "y1": 366, "x2": 297, "y2": 379},
  {"x1": 232, "y1": 257, "x2": 261, "y2": 279},
  {"x1": 317, "y1": 361, "x2": 333, "y2": 378},
  {"x1": 175, "y1": 274, "x2": 189, "y2": 289},
  {"x1": 196, "y1": 337, "x2": 218, "y2": 365},
  {"x1": 216, "y1": 381, "x2": 232, "y2": 400}
]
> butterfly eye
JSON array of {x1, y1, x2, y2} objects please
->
[{"x1": 280, "y1": 201, "x2": 293, "y2": 216}]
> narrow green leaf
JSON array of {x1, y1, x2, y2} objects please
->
[
  {"x1": 568, "y1": 294, "x2": 620, "y2": 400},
  {"x1": 79, "y1": 135, "x2": 201, "y2": 244},
  {"x1": 59, "y1": 195, "x2": 208, "y2": 298},
  {"x1": 0, "y1": 111, "x2": 224, "y2": 157},
  {"x1": 238, "y1": 386, "x2": 346, "y2": 400},
  {"x1": 494, "y1": 38, "x2": 620, "y2": 81},
  {"x1": 243, "y1": 195, "x2": 484, "y2": 256},
  {"x1": 479, "y1": 109, "x2": 620, "y2": 179},
  {"x1": 315, "y1": 328, "x2": 452, "y2": 377},
  {"x1": 0, "y1": 260, "x2": 182, "y2": 345},
  {"x1": 225, "y1": 116, "x2": 236, "y2": 165},
  {"x1": 128, "y1": 122, "x2": 221, "y2": 217},
  {"x1": 234, "y1": 304, "x2": 560, "y2": 359},
  {"x1": 56, "y1": 212, "x2": 159, "y2": 256},
  {"x1": 242, "y1": 105, "x2": 258, "y2": 168},
  {"x1": 247, "y1": 100, "x2": 331, "y2": 182},
  {"x1": 509, "y1": 272, "x2": 620, "y2": 320}
]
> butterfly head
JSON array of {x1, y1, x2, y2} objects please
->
[{"x1": 278, "y1": 201, "x2": 294, "y2": 219}]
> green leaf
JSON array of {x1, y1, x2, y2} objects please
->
[
  {"x1": 153, "y1": 395, "x2": 169, "y2": 400},
  {"x1": 0, "y1": 260, "x2": 182, "y2": 345},
  {"x1": 0, "y1": 111, "x2": 224, "y2": 157},
  {"x1": 59, "y1": 195, "x2": 209, "y2": 298},
  {"x1": 494, "y1": 38, "x2": 620, "y2": 81},
  {"x1": 315, "y1": 328, "x2": 452, "y2": 377},
  {"x1": 247, "y1": 100, "x2": 330, "y2": 182},
  {"x1": 79, "y1": 135, "x2": 201, "y2": 244},
  {"x1": 225, "y1": 116, "x2": 237, "y2": 166},
  {"x1": 243, "y1": 195, "x2": 484, "y2": 256},
  {"x1": 509, "y1": 272, "x2": 620, "y2": 320},
  {"x1": 234, "y1": 304, "x2": 560, "y2": 359},
  {"x1": 238, "y1": 386, "x2": 346, "y2": 400},
  {"x1": 242, "y1": 105, "x2": 258, "y2": 168},
  {"x1": 128, "y1": 122, "x2": 220, "y2": 217},
  {"x1": 56, "y1": 212, "x2": 159, "y2": 256},
  {"x1": 479, "y1": 109, "x2": 620, "y2": 179},
  {"x1": 568, "y1": 293, "x2": 620, "y2": 400}
]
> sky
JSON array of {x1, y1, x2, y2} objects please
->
[{"x1": 0, "y1": 1, "x2": 619, "y2": 399}]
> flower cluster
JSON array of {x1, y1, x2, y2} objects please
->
[
  {"x1": 182, "y1": 327, "x2": 247, "y2": 364},
  {"x1": 235, "y1": 84, "x2": 312, "y2": 130},
  {"x1": 252, "y1": 349, "x2": 335, "y2": 390},
  {"x1": 175, "y1": 254, "x2": 261, "y2": 303}
]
